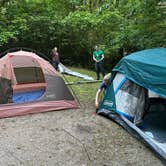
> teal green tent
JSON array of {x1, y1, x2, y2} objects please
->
[
  {"x1": 97, "y1": 48, "x2": 166, "y2": 163},
  {"x1": 114, "y1": 48, "x2": 166, "y2": 97}
]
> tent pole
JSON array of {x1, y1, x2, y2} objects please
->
[
  {"x1": 61, "y1": 73, "x2": 81, "y2": 107},
  {"x1": 66, "y1": 80, "x2": 102, "y2": 85}
]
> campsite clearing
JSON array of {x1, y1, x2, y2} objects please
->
[
  {"x1": 0, "y1": 102, "x2": 164, "y2": 165},
  {"x1": 0, "y1": 64, "x2": 164, "y2": 165}
]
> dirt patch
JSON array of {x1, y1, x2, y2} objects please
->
[{"x1": 0, "y1": 104, "x2": 164, "y2": 166}]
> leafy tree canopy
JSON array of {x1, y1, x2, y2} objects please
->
[{"x1": 0, "y1": 0, "x2": 165, "y2": 69}]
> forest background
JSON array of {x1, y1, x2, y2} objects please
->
[{"x1": 0, "y1": 0, "x2": 165, "y2": 71}]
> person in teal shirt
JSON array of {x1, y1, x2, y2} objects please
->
[{"x1": 93, "y1": 45, "x2": 105, "y2": 80}]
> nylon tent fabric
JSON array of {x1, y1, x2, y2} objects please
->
[
  {"x1": 58, "y1": 63, "x2": 94, "y2": 80},
  {"x1": 97, "y1": 48, "x2": 166, "y2": 163},
  {"x1": 113, "y1": 48, "x2": 166, "y2": 97},
  {"x1": 0, "y1": 50, "x2": 78, "y2": 118}
]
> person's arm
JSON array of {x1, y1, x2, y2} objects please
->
[
  {"x1": 101, "y1": 54, "x2": 104, "y2": 61},
  {"x1": 97, "y1": 51, "x2": 104, "y2": 62},
  {"x1": 95, "y1": 89, "x2": 102, "y2": 109},
  {"x1": 100, "y1": 50, "x2": 104, "y2": 61},
  {"x1": 57, "y1": 52, "x2": 60, "y2": 62},
  {"x1": 93, "y1": 55, "x2": 99, "y2": 62}
]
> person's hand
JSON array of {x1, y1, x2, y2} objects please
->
[{"x1": 95, "y1": 102, "x2": 99, "y2": 109}]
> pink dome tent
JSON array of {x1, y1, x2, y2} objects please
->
[{"x1": 0, "y1": 48, "x2": 78, "y2": 118}]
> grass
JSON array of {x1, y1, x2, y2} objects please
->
[{"x1": 60, "y1": 67, "x2": 101, "y2": 107}]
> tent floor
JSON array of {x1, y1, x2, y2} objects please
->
[{"x1": 141, "y1": 109, "x2": 166, "y2": 143}]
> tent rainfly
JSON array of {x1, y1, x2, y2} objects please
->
[
  {"x1": 0, "y1": 50, "x2": 78, "y2": 118},
  {"x1": 97, "y1": 48, "x2": 166, "y2": 163}
]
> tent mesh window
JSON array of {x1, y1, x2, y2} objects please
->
[
  {"x1": 120, "y1": 79, "x2": 141, "y2": 98},
  {"x1": 14, "y1": 67, "x2": 45, "y2": 84}
]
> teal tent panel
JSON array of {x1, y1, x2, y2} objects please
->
[
  {"x1": 113, "y1": 48, "x2": 166, "y2": 97},
  {"x1": 100, "y1": 74, "x2": 116, "y2": 112}
]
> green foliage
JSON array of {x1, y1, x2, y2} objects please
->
[{"x1": 0, "y1": 0, "x2": 165, "y2": 69}]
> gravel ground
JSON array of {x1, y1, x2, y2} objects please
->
[{"x1": 0, "y1": 104, "x2": 164, "y2": 166}]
